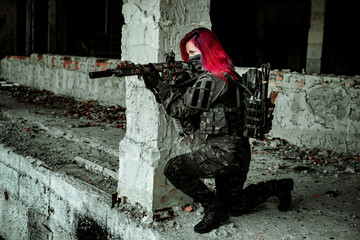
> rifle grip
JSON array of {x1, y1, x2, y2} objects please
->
[{"x1": 89, "y1": 70, "x2": 113, "y2": 79}]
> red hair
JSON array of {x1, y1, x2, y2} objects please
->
[{"x1": 180, "y1": 28, "x2": 237, "y2": 82}]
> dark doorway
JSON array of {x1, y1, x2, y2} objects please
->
[{"x1": 211, "y1": 0, "x2": 311, "y2": 71}]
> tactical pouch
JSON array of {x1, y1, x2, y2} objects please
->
[
  {"x1": 243, "y1": 97, "x2": 263, "y2": 138},
  {"x1": 199, "y1": 108, "x2": 229, "y2": 135},
  {"x1": 185, "y1": 78, "x2": 214, "y2": 110}
]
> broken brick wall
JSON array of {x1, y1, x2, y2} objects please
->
[
  {"x1": 1, "y1": 54, "x2": 359, "y2": 157},
  {"x1": 268, "y1": 71, "x2": 360, "y2": 154},
  {"x1": 0, "y1": 54, "x2": 126, "y2": 107}
]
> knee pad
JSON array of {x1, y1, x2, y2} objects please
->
[{"x1": 163, "y1": 156, "x2": 178, "y2": 179}]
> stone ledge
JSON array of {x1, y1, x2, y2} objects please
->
[
  {"x1": 1, "y1": 54, "x2": 127, "y2": 107},
  {"x1": 0, "y1": 144, "x2": 164, "y2": 239}
]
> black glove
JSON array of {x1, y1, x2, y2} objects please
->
[{"x1": 140, "y1": 63, "x2": 161, "y2": 89}]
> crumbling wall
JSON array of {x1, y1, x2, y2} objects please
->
[
  {"x1": 0, "y1": 54, "x2": 126, "y2": 107},
  {"x1": 269, "y1": 71, "x2": 360, "y2": 153},
  {"x1": 1, "y1": 51, "x2": 358, "y2": 157}
]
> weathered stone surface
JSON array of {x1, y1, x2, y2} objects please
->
[
  {"x1": 269, "y1": 71, "x2": 360, "y2": 153},
  {"x1": 0, "y1": 54, "x2": 126, "y2": 107}
]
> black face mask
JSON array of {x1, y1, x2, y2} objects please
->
[{"x1": 189, "y1": 54, "x2": 203, "y2": 72}]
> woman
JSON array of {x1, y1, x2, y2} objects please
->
[{"x1": 142, "y1": 27, "x2": 293, "y2": 234}]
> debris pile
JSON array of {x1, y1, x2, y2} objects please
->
[
  {"x1": 251, "y1": 138, "x2": 360, "y2": 178},
  {"x1": 0, "y1": 78, "x2": 126, "y2": 129}
]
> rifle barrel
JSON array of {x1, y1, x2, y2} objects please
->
[
  {"x1": 89, "y1": 70, "x2": 114, "y2": 79},
  {"x1": 89, "y1": 61, "x2": 186, "y2": 79}
]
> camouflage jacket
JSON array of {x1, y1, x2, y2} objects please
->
[{"x1": 153, "y1": 71, "x2": 243, "y2": 136}]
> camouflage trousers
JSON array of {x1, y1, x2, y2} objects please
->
[{"x1": 164, "y1": 135, "x2": 251, "y2": 208}]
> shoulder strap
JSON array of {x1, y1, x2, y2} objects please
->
[{"x1": 172, "y1": 72, "x2": 207, "y2": 88}]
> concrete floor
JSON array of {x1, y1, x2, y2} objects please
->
[{"x1": 0, "y1": 82, "x2": 359, "y2": 239}]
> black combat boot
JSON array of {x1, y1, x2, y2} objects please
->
[
  {"x1": 277, "y1": 180, "x2": 293, "y2": 211},
  {"x1": 194, "y1": 202, "x2": 230, "y2": 234},
  {"x1": 230, "y1": 178, "x2": 294, "y2": 216}
]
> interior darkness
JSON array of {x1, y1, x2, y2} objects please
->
[
  {"x1": 66, "y1": 0, "x2": 124, "y2": 58},
  {"x1": 16, "y1": 0, "x2": 26, "y2": 56},
  {"x1": 33, "y1": 0, "x2": 49, "y2": 54},
  {"x1": 24, "y1": 0, "x2": 124, "y2": 58},
  {"x1": 321, "y1": 0, "x2": 360, "y2": 76},
  {"x1": 12, "y1": 0, "x2": 360, "y2": 75},
  {"x1": 211, "y1": 0, "x2": 311, "y2": 72}
]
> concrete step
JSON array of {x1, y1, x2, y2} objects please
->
[
  {"x1": 0, "y1": 89, "x2": 125, "y2": 193},
  {"x1": 0, "y1": 144, "x2": 161, "y2": 240}
]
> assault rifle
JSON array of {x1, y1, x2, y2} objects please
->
[
  {"x1": 89, "y1": 53, "x2": 275, "y2": 140},
  {"x1": 89, "y1": 52, "x2": 199, "y2": 89}
]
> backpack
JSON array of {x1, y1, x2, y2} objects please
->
[{"x1": 238, "y1": 63, "x2": 275, "y2": 140}]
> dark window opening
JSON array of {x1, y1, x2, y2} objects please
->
[
  {"x1": 33, "y1": 0, "x2": 48, "y2": 54},
  {"x1": 16, "y1": 0, "x2": 26, "y2": 56},
  {"x1": 322, "y1": 0, "x2": 360, "y2": 76},
  {"x1": 211, "y1": 0, "x2": 310, "y2": 72},
  {"x1": 66, "y1": 0, "x2": 124, "y2": 59}
]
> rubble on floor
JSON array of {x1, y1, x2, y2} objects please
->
[
  {"x1": 251, "y1": 138, "x2": 360, "y2": 179},
  {"x1": 0, "y1": 79, "x2": 126, "y2": 194},
  {"x1": 1, "y1": 79, "x2": 359, "y2": 239},
  {"x1": 0, "y1": 78, "x2": 126, "y2": 129}
]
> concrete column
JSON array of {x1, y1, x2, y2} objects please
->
[
  {"x1": 25, "y1": 0, "x2": 34, "y2": 56},
  {"x1": 305, "y1": 0, "x2": 326, "y2": 74},
  {"x1": 118, "y1": 0, "x2": 211, "y2": 213},
  {"x1": 0, "y1": 0, "x2": 17, "y2": 58}
]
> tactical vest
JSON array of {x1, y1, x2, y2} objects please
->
[
  {"x1": 188, "y1": 64, "x2": 274, "y2": 140},
  {"x1": 185, "y1": 72, "x2": 243, "y2": 136}
]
